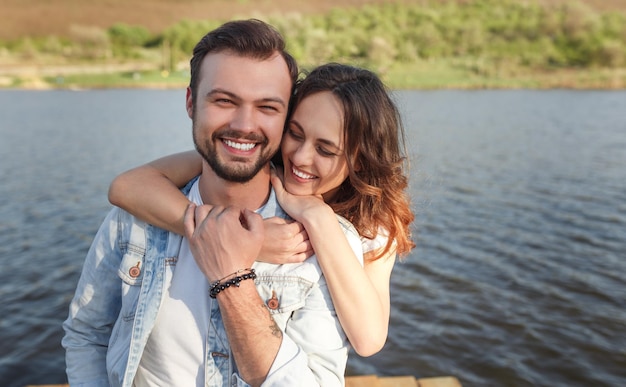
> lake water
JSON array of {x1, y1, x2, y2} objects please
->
[{"x1": 1, "y1": 89, "x2": 624, "y2": 387}]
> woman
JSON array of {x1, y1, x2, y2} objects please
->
[{"x1": 109, "y1": 63, "x2": 415, "y2": 356}]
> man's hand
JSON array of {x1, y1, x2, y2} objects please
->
[{"x1": 184, "y1": 203, "x2": 264, "y2": 282}]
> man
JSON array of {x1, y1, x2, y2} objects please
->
[{"x1": 62, "y1": 19, "x2": 362, "y2": 387}]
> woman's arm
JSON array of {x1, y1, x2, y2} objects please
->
[
  {"x1": 108, "y1": 150, "x2": 202, "y2": 235},
  {"x1": 271, "y1": 171, "x2": 394, "y2": 356},
  {"x1": 108, "y1": 152, "x2": 314, "y2": 262}
]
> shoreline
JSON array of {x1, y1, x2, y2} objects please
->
[
  {"x1": 2, "y1": 62, "x2": 625, "y2": 91},
  {"x1": 2, "y1": 74, "x2": 625, "y2": 91}
]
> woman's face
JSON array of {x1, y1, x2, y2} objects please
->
[{"x1": 281, "y1": 91, "x2": 350, "y2": 201}]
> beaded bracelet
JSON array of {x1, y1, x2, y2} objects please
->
[{"x1": 209, "y1": 268, "x2": 256, "y2": 299}]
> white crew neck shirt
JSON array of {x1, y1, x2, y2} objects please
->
[{"x1": 134, "y1": 181, "x2": 213, "y2": 386}]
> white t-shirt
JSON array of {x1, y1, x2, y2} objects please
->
[
  {"x1": 134, "y1": 181, "x2": 368, "y2": 386},
  {"x1": 134, "y1": 182, "x2": 212, "y2": 386}
]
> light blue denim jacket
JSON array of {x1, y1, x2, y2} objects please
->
[{"x1": 62, "y1": 180, "x2": 363, "y2": 387}]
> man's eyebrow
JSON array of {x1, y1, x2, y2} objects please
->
[
  {"x1": 259, "y1": 97, "x2": 287, "y2": 109},
  {"x1": 205, "y1": 88, "x2": 237, "y2": 99},
  {"x1": 206, "y1": 88, "x2": 287, "y2": 108}
]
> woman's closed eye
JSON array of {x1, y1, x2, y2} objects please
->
[
  {"x1": 287, "y1": 127, "x2": 340, "y2": 157},
  {"x1": 316, "y1": 146, "x2": 337, "y2": 157},
  {"x1": 287, "y1": 127, "x2": 304, "y2": 141}
]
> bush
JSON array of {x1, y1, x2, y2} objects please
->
[{"x1": 4, "y1": 0, "x2": 626, "y2": 71}]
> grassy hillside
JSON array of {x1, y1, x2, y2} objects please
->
[
  {"x1": 0, "y1": 0, "x2": 392, "y2": 40},
  {"x1": 1, "y1": 0, "x2": 625, "y2": 40},
  {"x1": 1, "y1": 0, "x2": 625, "y2": 89}
]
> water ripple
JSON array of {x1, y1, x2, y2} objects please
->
[{"x1": 2, "y1": 90, "x2": 626, "y2": 387}]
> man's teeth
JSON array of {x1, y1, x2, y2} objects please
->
[
  {"x1": 224, "y1": 139, "x2": 255, "y2": 151},
  {"x1": 293, "y1": 167, "x2": 315, "y2": 179}
]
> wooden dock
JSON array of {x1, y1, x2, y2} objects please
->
[
  {"x1": 346, "y1": 375, "x2": 462, "y2": 387},
  {"x1": 28, "y1": 375, "x2": 461, "y2": 387}
]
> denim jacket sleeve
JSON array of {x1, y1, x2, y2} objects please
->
[{"x1": 62, "y1": 207, "x2": 127, "y2": 387}]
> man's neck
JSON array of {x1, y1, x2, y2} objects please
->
[{"x1": 197, "y1": 163, "x2": 271, "y2": 211}]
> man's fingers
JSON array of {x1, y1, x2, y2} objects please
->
[
  {"x1": 240, "y1": 208, "x2": 264, "y2": 234},
  {"x1": 183, "y1": 203, "x2": 197, "y2": 239},
  {"x1": 194, "y1": 203, "x2": 215, "y2": 222}
]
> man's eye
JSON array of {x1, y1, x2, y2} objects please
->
[{"x1": 260, "y1": 105, "x2": 279, "y2": 112}]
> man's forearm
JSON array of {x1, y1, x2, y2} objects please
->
[{"x1": 217, "y1": 281, "x2": 282, "y2": 387}]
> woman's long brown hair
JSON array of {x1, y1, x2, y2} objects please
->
[{"x1": 289, "y1": 63, "x2": 415, "y2": 261}]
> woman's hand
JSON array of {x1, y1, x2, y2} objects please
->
[
  {"x1": 259, "y1": 217, "x2": 314, "y2": 263},
  {"x1": 270, "y1": 167, "x2": 330, "y2": 223},
  {"x1": 184, "y1": 200, "x2": 313, "y2": 266}
]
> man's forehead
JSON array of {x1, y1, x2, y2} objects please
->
[
  {"x1": 198, "y1": 51, "x2": 292, "y2": 99},
  {"x1": 201, "y1": 51, "x2": 288, "y2": 77}
]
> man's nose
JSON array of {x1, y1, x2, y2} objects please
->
[{"x1": 230, "y1": 106, "x2": 255, "y2": 132}]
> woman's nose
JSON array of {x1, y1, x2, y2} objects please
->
[{"x1": 291, "y1": 142, "x2": 314, "y2": 165}]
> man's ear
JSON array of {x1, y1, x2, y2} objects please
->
[{"x1": 186, "y1": 87, "x2": 193, "y2": 118}]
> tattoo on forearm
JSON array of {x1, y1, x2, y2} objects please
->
[
  {"x1": 263, "y1": 303, "x2": 283, "y2": 338},
  {"x1": 270, "y1": 319, "x2": 282, "y2": 338}
]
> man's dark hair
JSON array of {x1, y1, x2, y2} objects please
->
[{"x1": 188, "y1": 19, "x2": 299, "y2": 103}]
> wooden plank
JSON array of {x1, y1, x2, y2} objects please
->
[
  {"x1": 379, "y1": 375, "x2": 419, "y2": 387},
  {"x1": 417, "y1": 376, "x2": 463, "y2": 387},
  {"x1": 30, "y1": 375, "x2": 461, "y2": 387},
  {"x1": 346, "y1": 374, "x2": 383, "y2": 387}
]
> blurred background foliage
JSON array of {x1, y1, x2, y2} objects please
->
[{"x1": 1, "y1": 0, "x2": 625, "y2": 88}]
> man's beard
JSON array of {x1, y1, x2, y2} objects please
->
[{"x1": 193, "y1": 123, "x2": 277, "y2": 183}]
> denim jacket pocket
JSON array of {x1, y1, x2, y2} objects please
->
[
  {"x1": 118, "y1": 251, "x2": 145, "y2": 284},
  {"x1": 255, "y1": 275, "x2": 314, "y2": 330},
  {"x1": 117, "y1": 253, "x2": 144, "y2": 321}
]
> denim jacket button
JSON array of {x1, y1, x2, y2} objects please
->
[
  {"x1": 129, "y1": 262, "x2": 141, "y2": 278},
  {"x1": 267, "y1": 290, "x2": 279, "y2": 310}
]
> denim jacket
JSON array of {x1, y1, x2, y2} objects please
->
[{"x1": 62, "y1": 180, "x2": 363, "y2": 387}]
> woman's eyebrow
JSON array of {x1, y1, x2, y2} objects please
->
[{"x1": 290, "y1": 119, "x2": 342, "y2": 150}]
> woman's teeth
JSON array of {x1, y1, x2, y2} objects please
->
[{"x1": 292, "y1": 167, "x2": 315, "y2": 180}]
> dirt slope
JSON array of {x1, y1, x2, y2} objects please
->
[
  {"x1": 1, "y1": 0, "x2": 624, "y2": 40},
  {"x1": 0, "y1": 0, "x2": 389, "y2": 40}
]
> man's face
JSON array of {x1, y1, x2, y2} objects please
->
[{"x1": 187, "y1": 51, "x2": 292, "y2": 182}]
